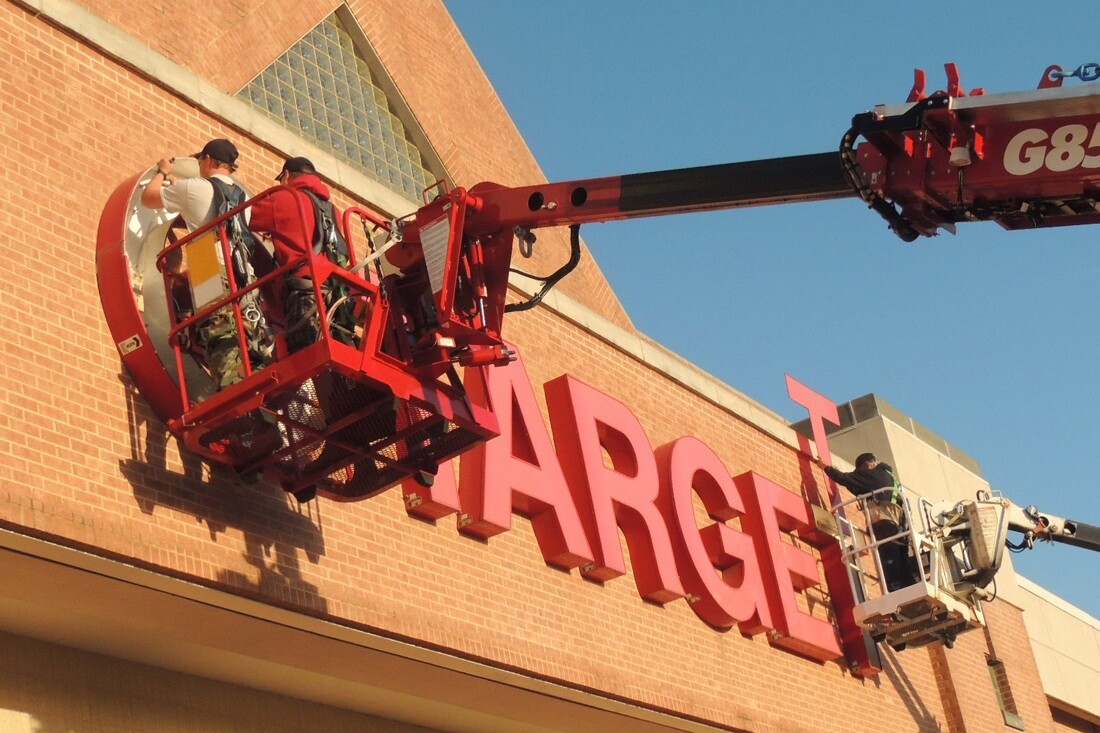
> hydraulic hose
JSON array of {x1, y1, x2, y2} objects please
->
[
  {"x1": 839, "y1": 127, "x2": 921, "y2": 243},
  {"x1": 505, "y1": 224, "x2": 582, "y2": 313}
]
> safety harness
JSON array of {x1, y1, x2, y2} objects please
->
[
  {"x1": 208, "y1": 177, "x2": 273, "y2": 361},
  {"x1": 300, "y1": 189, "x2": 350, "y2": 268},
  {"x1": 886, "y1": 470, "x2": 903, "y2": 506},
  {"x1": 872, "y1": 469, "x2": 907, "y2": 536},
  {"x1": 284, "y1": 189, "x2": 356, "y2": 347}
]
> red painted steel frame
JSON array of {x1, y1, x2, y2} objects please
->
[
  {"x1": 96, "y1": 174, "x2": 499, "y2": 499},
  {"x1": 857, "y1": 75, "x2": 1100, "y2": 236}
]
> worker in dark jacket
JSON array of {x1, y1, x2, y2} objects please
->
[{"x1": 824, "y1": 452, "x2": 914, "y2": 592}]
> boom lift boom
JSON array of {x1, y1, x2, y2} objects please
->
[
  {"x1": 96, "y1": 63, "x2": 1100, "y2": 518},
  {"x1": 994, "y1": 494, "x2": 1100, "y2": 553}
]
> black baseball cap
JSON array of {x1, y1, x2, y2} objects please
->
[
  {"x1": 193, "y1": 139, "x2": 239, "y2": 165},
  {"x1": 855, "y1": 452, "x2": 877, "y2": 468},
  {"x1": 276, "y1": 156, "x2": 316, "y2": 180}
]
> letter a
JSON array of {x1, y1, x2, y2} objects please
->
[
  {"x1": 546, "y1": 374, "x2": 684, "y2": 604},
  {"x1": 458, "y1": 349, "x2": 593, "y2": 569}
]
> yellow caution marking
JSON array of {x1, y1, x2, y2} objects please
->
[{"x1": 186, "y1": 230, "x2": 227, "y2": 309}]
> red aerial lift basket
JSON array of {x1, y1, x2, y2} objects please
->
[{"x1": 96, "y1": 171, "x2": 499, "y2": 502}]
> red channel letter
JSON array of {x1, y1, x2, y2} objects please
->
[
  {"x1": 402, "y1": 458, "x2": 460, "y2": 520},
  {"x1": 655, "y1": 438, "x2": 771, "y2": 633},
  {"x1": 786, "y1": 374, "x2": 879, "y2": 677},
  {"x1": 737, "y1": 471, "x2": 842, "y2": 661},
  {"x1": 457, "y1": 353, "x2": 593, "y2": 569},
  {"x1": 785, "y1": 374, "x2": 840, "y2": 496},
  {"x1": 545, "y1": 374, "x2": 684, "y2": 604}
]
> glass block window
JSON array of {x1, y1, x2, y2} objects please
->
[{"x1": 238, "y1": 13, "x2": 438, "y2": 201}]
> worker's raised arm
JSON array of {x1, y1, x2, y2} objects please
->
[
  {"x1": 824, "y1": 465, "x2": 861, "y2": 492},
  {"x1": 824, "y1": 461, "x2": 895, "y2": 497},
  {"x1": 140, "y1": 157, "x2": 175, "y2": 209}
]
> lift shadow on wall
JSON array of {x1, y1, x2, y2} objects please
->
[
  {"x1": 881, "y1": 646, "x2": 945, "y2": 732},
  {"x1": 117, "y1": 372, "x2": 329, "y2": 613}
]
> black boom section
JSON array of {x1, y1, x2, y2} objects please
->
[
  {"x1": 1060, "y1": 520, "x2": 1100, "y2": 553},
  {"x1": 618, "y1": 152, "x2": 852, "y2": 215}
]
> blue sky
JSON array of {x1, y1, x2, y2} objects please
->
[{"x1": 444, "y1": 2, "x2": 1100, "y2": 618}]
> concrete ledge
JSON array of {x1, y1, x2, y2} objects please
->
[{"x1": 0, "y1": 527, "x2": 729, "y2": 733}]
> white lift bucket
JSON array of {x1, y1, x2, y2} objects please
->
[{"x1": 832, "y1": 488, "x2": 1008, "y2": 650}]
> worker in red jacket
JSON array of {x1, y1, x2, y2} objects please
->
[{"x1": 250, "y1": 156, "x2": 354, "y2": 353}]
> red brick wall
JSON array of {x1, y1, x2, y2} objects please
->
[
  {"x1": 925, "y1": 600, "x2": 1056, "y2": 733},
  {"x1": 72, "y1": 0, "x2": 323, "y2": 95},
  {"x1": 985, "y1": 600, "x2": 1057, "y2": 732},
  {"x1": 65, "y1": 0, "x2": 632, "y2": 328},
  {"x1": 0, "y1": 1, "x2": 1059, "y2": 731},
  {"x1": 352, "y1": 0, "x2": 632, "y2": 328}
]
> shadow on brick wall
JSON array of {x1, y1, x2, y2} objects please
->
[
  {"x1": 118, "y1": 373, "x2": 329, "y2": 614},
  {"x1": 879, "y1": 647, "x2": 945, "y2": 731}
]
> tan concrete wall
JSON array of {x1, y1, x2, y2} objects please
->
[
  {"x1": 1016, "y1": 577, "x2": 1100, "y2": 723},
  {"x1": 0, "y1": 631, "x2": 433, "y2": 732},
  {"x1": 827, "y1": 413, "x2": 990, "y2": 505}
]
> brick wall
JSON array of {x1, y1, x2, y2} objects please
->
[
  {"x1": 65, "y1": 0, "x2": 632, "y2": 328},
  {"x1": 0, "y1": 1, "x2": 1065, "y2": 730},
  {"x1": 985, "y1": 600, "x2": 1058, "y2": 732}
]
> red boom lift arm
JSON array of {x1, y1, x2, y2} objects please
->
[
  {"x1": 97, "y1": 64, "x2": 1100, "y2": 503},
  {"x1": 386, "y1": 64, "x2": 1100, "y2": 359}
]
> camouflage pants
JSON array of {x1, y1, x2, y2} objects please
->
[
  {"x1": 198, "y1": 294, "x2": 269, "y2": 389},
  {"x1": 197, "y1": 309, "x2": 244, "y2": 389},
  {"x1": 284, "y1": 278, "x2": 356, "y2": 354}
]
